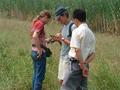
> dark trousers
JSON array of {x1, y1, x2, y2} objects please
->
[
  {"x1": 31, "y1": 51, "x2": 46, "y2": 90},
  {"x1": 61, "y1": 58, "x2": 88, "y2": 90}
]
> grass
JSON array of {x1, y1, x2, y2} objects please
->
[{"x1": 0, "y1": 18, "x2": 120, "y2": 90}]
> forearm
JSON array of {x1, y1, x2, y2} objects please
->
[
  {"x1": 75, "y1": 48, "x2": 87, "y2": 70},
  {"x1": 35, "y1": 37, "x2": 41, "y2": 50},
  {"x1": 45, "y1": 38, "x2": 50, "y2": 43},
  {"x1": 54, "y1": 33, "x2": 70, "y2": 45},
  {"x1": 62, "y1": 38, "x2": 70, "y2": 45},
  {"x1": 85, "y1": 53, "x2": 95, "y2": 64},
  {"x1": 75, "y1": 48, "x2": 84, "y2": 63},
  {"x1": 33, "y1": 32, "x2": 41, "y2": 50}
]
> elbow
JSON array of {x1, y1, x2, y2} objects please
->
[
  {"x1": 32, "y1": 32, "x2": 38, "y2": 39},
  {"x1": 33, "y1": 36, "x2": 36, "y2": 39},
  {"x1": 32, "y1": 35, "x2": 38, "y2": 39},
  {"x1": 92, "y1": 53, "x2": 96, "y2": 59},
  {"x1": 75, "y1": 48, "x2": 81, "y2": 53},
  {"x1": 89, "y1": 52, "x2": 95, "y2": 59}
]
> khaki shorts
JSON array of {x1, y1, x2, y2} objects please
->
[{"x1": 58, "y1": 58, "x2": 70, "y2": 80}]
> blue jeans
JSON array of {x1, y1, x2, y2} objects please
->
[{"x1": 31, "y1": 51, "x2": 46, "y2": 90}]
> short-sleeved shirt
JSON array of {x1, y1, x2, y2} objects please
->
[
  {"x1": 31, "y1": 20, "x2": 46, "y2": 51},
  {"x1": 69, "y1": 23, "x2": 95, "y2": 61},
  {"x1": 60, "y1": 21, "x2": 76, "y2": 60}
]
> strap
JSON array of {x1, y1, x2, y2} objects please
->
[{"x1": 67, "y1": 23, "x2": 74, "y2": 37}]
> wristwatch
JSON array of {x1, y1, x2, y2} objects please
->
[{"x1": 61, "y1": 37, "x2": 65, "y2": 41}]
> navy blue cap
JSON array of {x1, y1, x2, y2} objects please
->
[{"x1": 55, "y1": 6, "x2": 68, "y2": 20}]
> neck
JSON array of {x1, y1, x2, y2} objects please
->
[
  {"x1": 77, "y1": 22, "x2": 85, "y2": 27},
  {"x1": 64, "y1": 19, "x2": 69, "y2": 25},
  {"x1": 77, "y1": 22, "x2": 81, "y2": 27}
]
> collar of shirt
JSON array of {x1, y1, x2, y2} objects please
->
[{"x1": 78, "y1": 23, "x2": 88, "y2": 28}]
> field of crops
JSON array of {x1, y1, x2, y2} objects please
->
[{"x1": 0, "y1": 18, "x2": 120, "y2": 90}]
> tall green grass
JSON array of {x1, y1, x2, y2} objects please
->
[
  {"x1": 0, "y1": 0, "x2": 120, "y2": 34},
  {"x1": 0, "y1": 18, "x2": 120, "y2": 90}
]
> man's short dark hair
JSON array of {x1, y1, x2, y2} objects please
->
[{"x1": 73, "y1": 9, "x2": 86, "y2": 22}]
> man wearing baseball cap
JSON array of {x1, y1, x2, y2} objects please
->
[{"x1": 54, "y1": 6, "x2": 76, "y2": 85}]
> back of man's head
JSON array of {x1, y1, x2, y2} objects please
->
[{"x1": 73, "y1": 9, "x2": 86, "y2": 22}]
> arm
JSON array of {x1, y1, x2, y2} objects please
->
[
  {"x1": 45, "y1": 38, "x2": 52, "y2": 43},
  {"x1": 75, "y1": 48, "x2": 84, "y2": 63},
  {"x1": 45, "y1": 35, "x2": 62, "y2": 45},
  {"x1": 33, "y1": 31, "x2": 42, "y2": 57},
  {"x1": 62, "y1": 38, "x2": 70, "y2": 45},
  {"x1": 84, "y1": 53, "x2": 95, "y2": 64},
  {"x1": 75, "y1": 49, "x2": 95, "y2": 68},
  {"x1": 55, "y1": 33, "x2": 70, "y2": 45},
  {"x1": 75, "y1": 48, "x2": 90, "y2": 77},
  {"x1": 75, "y1": 48, "x2": 87, "y2": 71}
]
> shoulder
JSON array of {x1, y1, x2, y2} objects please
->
[
  {"x1": 76, "y1": 26, "x2": 84, "y2": 34},
  {"x1": 32, "y1": 20, "x2": 44, "y2": 32},
  {"x1": 71, "y1": 24, "x2": 77, "y2": 31},
  {"x1": 34, "y1": 20, "x2": 44, "y2": 27},
  {"x1": 72, "y1": 27, "x2": 79, "y2": 35},
  {"x1": 72, "y1": 27, "x2": 85, "y2": 39}
]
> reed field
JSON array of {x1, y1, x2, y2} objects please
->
[
  {"x1": 0, "y1": 0, "x2": 120, "y2": 90},
  {"x1": 0, "y1": 0, "x2": 120, "y2": 34}
]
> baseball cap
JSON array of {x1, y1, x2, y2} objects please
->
[{"x1": 55, "y1": 6, "x2": 68, "y2": 20}]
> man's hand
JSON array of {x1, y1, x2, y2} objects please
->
[
  {"x1": 79, "y1": 63, "x2": 85, "y2": 70},
  {"x1": 82, "y1": 66, "x2": 89, "y2": 77},
  {"x1": 37, "y1": 49, "x2": 42, "y2": 59},
  {"x1": 79, "y1": 63, "x2": 89, "y2": 77},
  {"x1": 55, "y1": 33, "x2": 62, "y2": 41}
]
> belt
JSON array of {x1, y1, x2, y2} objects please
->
[
  {"x1": 32, "y1": 44, "x2": 48, "y2": 51},
  {"x1": 32, "y1": 44, "x2": 46, "y2": 49},
  {"x1": 32, "y1": 44, "x2": 36, "y2": 47},
  {"x1": 69, "y1": 57, "x2": 79, "y2": 63}
]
